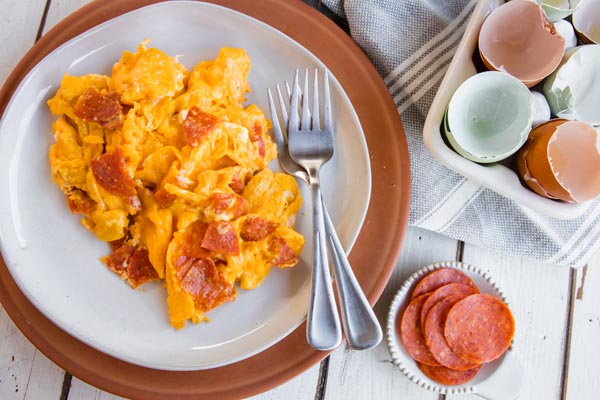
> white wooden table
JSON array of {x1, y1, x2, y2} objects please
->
[{"x1": 1, "y1": 1, "x2": 599, "y2": 399}]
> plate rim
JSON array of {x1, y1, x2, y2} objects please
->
[{"x1": 0, "y1": 0, "x2": 411, "y2": 398}]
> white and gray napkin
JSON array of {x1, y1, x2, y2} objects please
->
[{"x1": 321, "y1": 0, "x2": 600, "y2": 268}]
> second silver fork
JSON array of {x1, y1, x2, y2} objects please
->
[{"x1": 268, "y1": 69, "x2": 382, "y2": 351}]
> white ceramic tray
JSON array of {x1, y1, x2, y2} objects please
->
[
  {"x1": 423, "y1": 0, "x2": 589, "y2": 219},
  {"x1": 386, "y1": 261, "x2": 524, "y2": 399}
]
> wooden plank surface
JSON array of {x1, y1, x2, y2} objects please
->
[
  {"x1": 0, "y1": 0, "x2": 68, "y2": 397},
  {"x1": 43, "y1": 0, "x2": 87, "y2": 30},
  {"x1": 326, "y1": 227, "x2": 458, "y2": 400},
  {"x1": 0, "y1": 311, "x2": 65, "y2": 399},
  {"x1": 0, "y1": 0, "x2": 46, "y2": 82},
  {"x1": 67, "y1": 378, "x2": 123, "y2": 400},
  {"x1": 65, "y1": 360, "x2": 321, "y2": 400},
  {"x1": 447, "y1": 244, "x2": 572, "y2": 400},
  {"x1": 564, "y1": 251, "x2": 600, "y2": 399}
]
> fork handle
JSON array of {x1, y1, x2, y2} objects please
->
[
  {"x1": 306, "y1": 183, "x2": 342, "y2": 351},
  {"x1": 322, "y1": 200, "x2": 383, "y2": 350}
]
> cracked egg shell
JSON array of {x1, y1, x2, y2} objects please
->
[
  {"x1": 446, "y1": 71, "x2": 533, "y2": 163},
  {"x1": 537, "y1": 0, "x2": 582, "y2": 22},
  {"x1": 516, "y1": 119, "x2": 600, "y2": 203},
  {"x1": 543, "y1": 45, "x2": 600, "y2": 125},
  {"x1": 572, "y1": 0, "x2": 600, "y2": 44},
  {"x1": 554, "y1": 20, "x2": 578, "y2": 50},
  {"x1": 479, "y1": 0, "x2": 565, "y2": 87}
]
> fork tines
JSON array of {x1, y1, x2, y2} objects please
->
[{"x1": 288, "y1": 69, "x2": 332, "y2": 133}]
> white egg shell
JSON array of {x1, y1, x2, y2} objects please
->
[
  {"x1": 543, "y1": 45, "x2": 600, "y2": 125},
  {"x1": 554, "y1": 19, "x2": 578, "y2": 50},
  {"x1": 572, "y1": 0, "x2": 600, "y2": 44},
  {"x1": 531, "y1": 91, "x2": 551, "y2": 127},
  {"x1": 446, "y1": 71, "x2": 534, "y2": 163},
  {"x1": 537, "y1": 0, "x2": 582, "y2": 22}
]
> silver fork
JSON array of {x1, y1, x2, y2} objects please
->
[{"x1": 267, "y1": 69, "x2": 382, "y2": 350}]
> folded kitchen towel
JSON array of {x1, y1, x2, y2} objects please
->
[{"x1": 319, "y1": 0, "x2": 600, "y2": 268}]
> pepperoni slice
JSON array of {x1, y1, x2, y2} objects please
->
[
  {"x1": 102, "y1": 243, "x2": 158, "y2": 288},
  {"x1": 108, "y1": 236, "x2": 128, "y2": 252},
  {"x1": 201, "y1": 221, "x2": 240, "y2": 255},
  {"x1": 183, "y1": 106, "x2": 218, "y2": 147},
  {"x1": 176, "y1": 220, "x2": 211, "y2": 262},
  {"x1": 399, "y1": 293, "x2": 440, "y2": 366},
  {"x1": 423, "y1": 295, "x2": 481, "y2": 370},
  {"x1": 229, "y1": 172, "x2": 245, "y2": 194},
  {"x1": 240, "y1": 217, "x2": 278, "y2": 241},
  {"x1": 416, "y1": 362, "x2": 481, "y2": 385},
  {"x1": 102, "y1": 242, "x2": 135, "y2": 278},
  {"x1": 73, "y1": 87, "x2": 123, "y2": 129},
  {"x1": 269, "y1": 237, "x2": 298, "y2": 267},
  {"x1": 177, "y1": 257, "x2": 235, "y2": 311},
  {"x1": 66, "y1": 188, "x2": 96, "y2": 215},
  {"x1": 445, "y1": 294, "x2": 515, "y2": 364},
  {"x1": 91, "y1": 147, "x2": 137, "y2": 197},
  {"x1": 250, "y1": 124, "x2": 266, "y2": 157},
  {"x1": 127, "y1": 247, "x2": 159, "y2": 288},
  {"x1": 209, "y1": 192, "x2": 249, "y2": 220},
  {"x1": 411, "y1": 268, "x2": 478, "y2": 299},
  {"x1": 420, "y1": 283, "x2": 478, "y2": 328},
  {"x1": 155, "y1": 187, "x2": 176, "y2": 208}
]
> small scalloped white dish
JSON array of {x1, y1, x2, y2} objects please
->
[
  {"x1": 422, "y1": 0, "x2": 589, "y2": 219},
  {"x1": 386, "y1": 261, "x2": 524, "y2": 399}
]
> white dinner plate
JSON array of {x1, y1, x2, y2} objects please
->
[{"x1": 0, "y1": 1, "x2": 371, "y2": 371}]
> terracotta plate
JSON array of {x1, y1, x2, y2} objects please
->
[{"x1": 0, "y1": 0, "x2": 410, "y2": 398}]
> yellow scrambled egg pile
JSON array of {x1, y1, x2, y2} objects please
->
[{"x1": 47, "y1": 41, "x2": 304, "y2": 328}]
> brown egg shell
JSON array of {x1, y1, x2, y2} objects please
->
[
  {"x1": 517, "y1": 120, "x2": 573, "y2": 201},
  {"x1": 478, "y1": 0, "x2": 565, "y2": 88},
  {"x1": 517, "y1": 119, "x2": 600, "y2": 203}
]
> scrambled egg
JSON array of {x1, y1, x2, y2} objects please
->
[{"x1": 47, "y1": 41, "x2": 304, "y2": 328}]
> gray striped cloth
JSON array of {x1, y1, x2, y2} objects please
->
[{"x1": 321, "y1": 0, "x2": 599, "y2": 267}]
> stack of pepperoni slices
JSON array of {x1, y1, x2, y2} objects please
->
[{"x1": 399, "y1": 268, "x2": 515, "y2": 385}]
